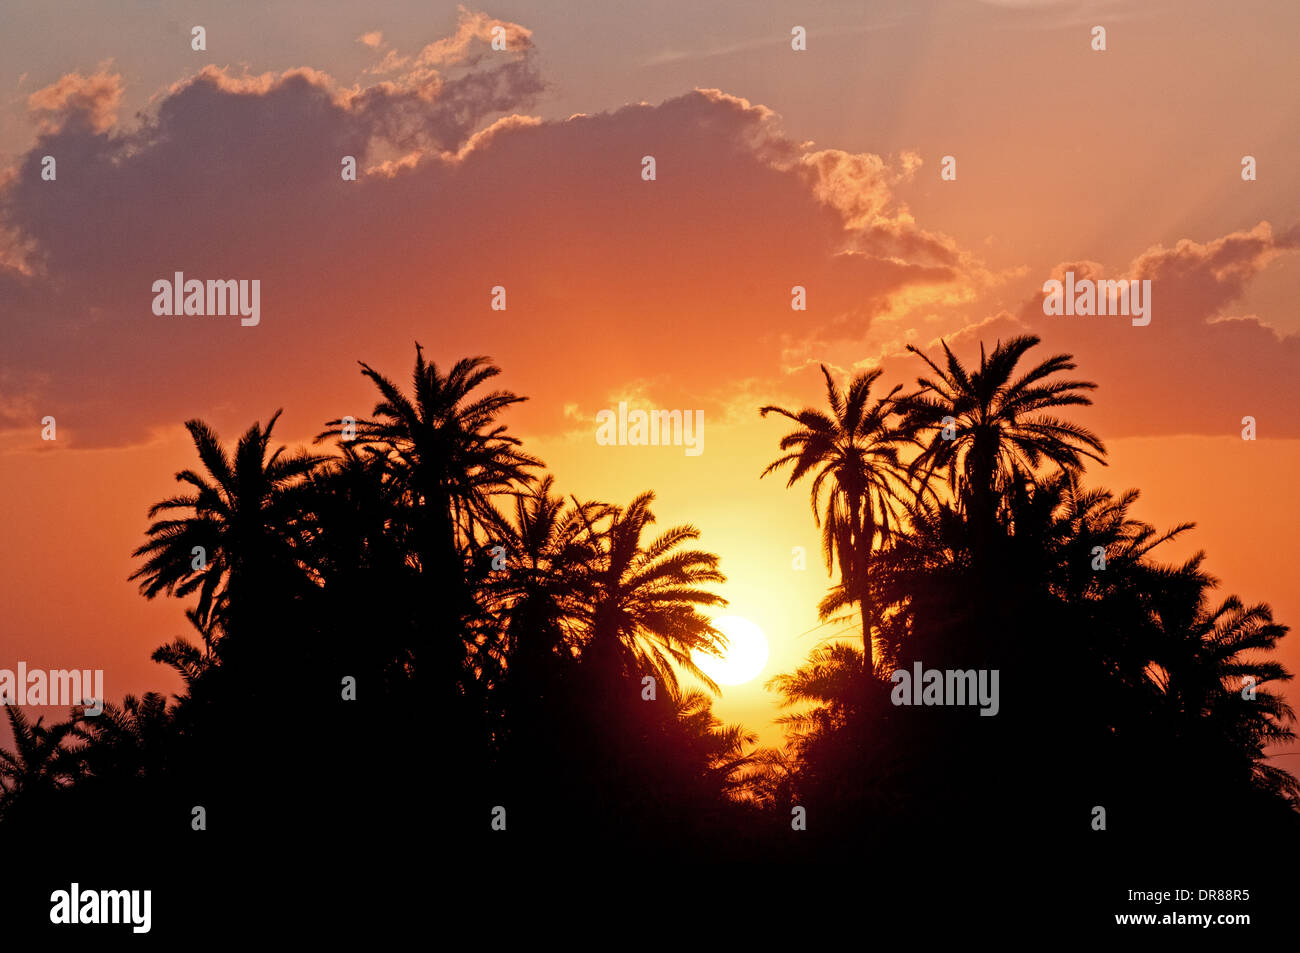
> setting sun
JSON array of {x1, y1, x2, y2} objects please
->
[{"x1": 694, "y1": 615, "x2": 770, "y2": 686}]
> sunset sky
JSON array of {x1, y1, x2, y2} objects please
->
[{"x1": 1, "y1": 0, "x2": 1297, "y2": 763}]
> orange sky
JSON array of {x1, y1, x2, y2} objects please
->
[{"x1": 1, "y1": 1, "x2": 1297, "y2": 764}]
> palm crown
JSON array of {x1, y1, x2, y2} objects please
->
[
  {"x1": 761, "y1": 365, "x2": 911, "y2": 671},
  {"x1": 903, "y1": 334, "x2": 1106, "y2": 530}
]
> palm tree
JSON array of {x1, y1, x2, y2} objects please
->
[
  {"x1": 661, "y1": 683, "x2": 758, "y2": 801},
  {"x1": 761, "y1": 365, "x2": 911, "y2": 673},
  {"x1": 762, "y1": 641, "x2": 913, "y2": 825},
  {"x1": 130, "y1": 411, "x2": 325, "y2": 661},
  {"x1": 0, "y1": 707, "x2": 76, "y2": 818},
  {"x1": 318, "y1": 347, "x2": 540, "y2": 695},
  {"x1": 150, "y1": 630, "x2": 218, "y2": 732},
  {"x1": 66, "y1": 692, "x2": 175, "y2": 782},
  {"x1": 870, "y1": 491, "x2": 974, "y2": 668},
  {"x1": 883, "y1": 468, "x2": 1203, "y2": 679},
  {"x1": 739, "y1": 746, "x2": 798, "y2": 812},
  {"x1": 903, "y1": 335, "x2": 1106, "y2": 544},
  {"x1": 581, "y1": 491, "x2": 726, "y2": 695},
  {"x1": 296, "y1": 444, "x2": 413, "y2": 583},
  {"x1": 469, "y1": 477, "x2": 610, "y2": 762},
  {"x1": 1150, "y1": 593, "x2": 1298, "y2": 805},
  {"x1": 292, "y1": 444, "x2": 425, "y2": 688},
  {"x1": 768, "y1": 642, "x2": 868, "y2": 747},
  {"x1": 320, "y1": 346, "x2": 539, "y2": 576},
  {"x1": 490, "y1": 476, "x2": 608, "y2": 675}
]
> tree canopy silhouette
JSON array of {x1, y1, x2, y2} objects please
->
[{"x1": 3, "y1": 339, "x2": 1294, "y2": 866}]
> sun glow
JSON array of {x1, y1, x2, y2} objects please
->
[{"x1": 694, "y1": 615, "x2": 770, "y2": 686}]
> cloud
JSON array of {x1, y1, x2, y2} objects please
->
[
  {"x1": 796, "y1": 149, "x2": 908, "y2": 229},
  {"x1": 414, "y1": 5, "x2": 533, "y2": 69},
  {"x1": 27, "y1": 67, "x2": 123, "y2": 134},
  {"x1": 0, "y1": 39, "x2": 978, "y2": 450},
  {"x1": 357, "y1": 31, "x2": 384, "y2": 49},
  {"x1": 366, "y1": 5, "x2": 535, "y2": 78},
  {"x1": 891, "y1": 222, "x2": 1300, "y2": 440},
  {"x1": 1129, "y1": 223, "x2": 1300, "y2": 315},
  {"x1": 3, "y1": 13, "x2": 1291, "y2": 454}
]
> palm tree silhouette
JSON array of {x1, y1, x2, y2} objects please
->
[
  {"x1": 320, "y1": 346, "x2": 539, "y2": 571},
  {"x1": 129, "y1": 411, "x2": 325, "y2": 665},
  {"x1": 296, "y1": 444, "x2": 410, "y2": 583},
  {"x1": 761, "y1": 366, "x2": 910, "y2": 673},
  {"x1": 0, "y1": 708, "x2": 76, "y2": 819},
  {"x1": 582, "y1": 491, "x2": 727, "y2": 695},
  {"x1": 5, "y1": 340, "x2": 1289, "y2": 869},
  {"x1": 903, "y1": 335, "x2": 1105, "y2": 545},
  {"x1": 319, "y1": 346, "x2": 540, "y2": 695},
  {"x1": 491, "y1": 476, "x2": 608, "y2": 676},
  {"x1": 1151, "y1": 591, "x2": 1298, "y2": 805},
  {"x1": 768, "y1": 642, "x2": 867, "y2": 743},
  {"x1": 660, "y1": 681, "x2": 758, "y2": 801},
  {"x1": 292, "y1": 443, "x2": 426, "y2": 689},
  {"x1": 66, "y1": 692, "x2": 175, "y2": 782}
]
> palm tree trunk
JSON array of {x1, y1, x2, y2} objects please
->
[
  {"x1": 856, "y1": 504, "x2": 877, "y2": 678},
  {"x1": 860, "y1": 598, "x2": 873, "y2": 675}
]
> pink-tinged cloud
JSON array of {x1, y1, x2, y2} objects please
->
[
  {"x1": 892, "y1": 223, "x2": 1300, "y2": 441},
  {"x1": 0, "y1": 45, "x2": 980, "y2": 449},
  {"x1": 414, "y1": 5, "x2": 534, "y2": 68},
  {"x1": 366, "y1": 5, "x2": 535, "y2": 78},
  {"x1": 27, "y1": 68, "x2": 123, "y2": 135}
]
